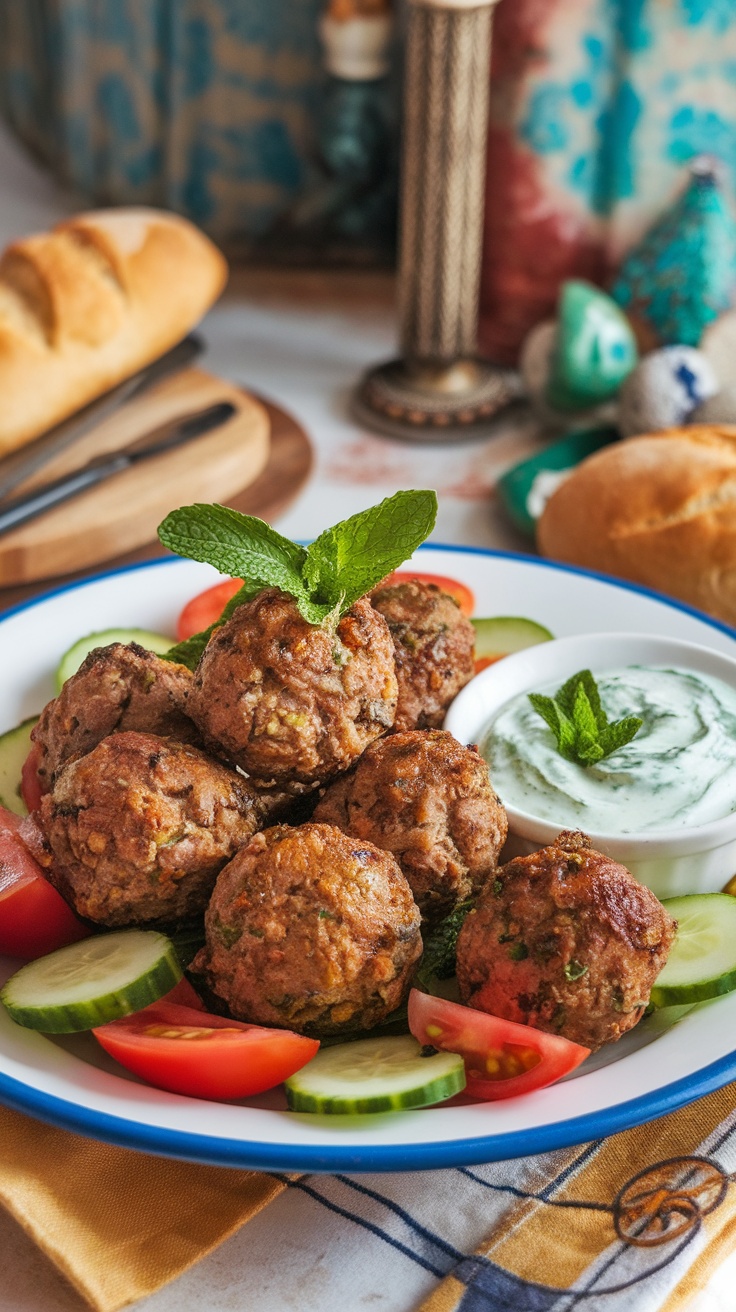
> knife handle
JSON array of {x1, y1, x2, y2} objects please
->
[{"x1": 0, "y1": 456, "x2": 128, "y2": 536}]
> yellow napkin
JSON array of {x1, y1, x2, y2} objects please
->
[{"x1": 0, "y1": 1105, "x2": 285, "y2": 1312}]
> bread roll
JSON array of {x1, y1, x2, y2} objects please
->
[
  {"x1": 537, "y1": 425, "x2": 736, "y2": 626},
  {"x1": 0, "y1": 208, "x2": 228, "y2": 454}
]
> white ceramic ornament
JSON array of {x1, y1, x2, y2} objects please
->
[{"x1": 618, "y1": 346, "x2": 718, "y2": 437}]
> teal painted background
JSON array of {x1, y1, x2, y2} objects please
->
[{"x1": 0, "y1": 0, "x2": 324, "y2": 240}]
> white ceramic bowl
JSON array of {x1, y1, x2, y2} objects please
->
[{"x1": 445, "y1": 632, "x2": 736, "y2": 899}]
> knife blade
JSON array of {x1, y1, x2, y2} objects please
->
[
  {"x1": 0, "y1": 334, "x2": 204, "y2": 505},
  {"x1": 0, "y1": 400, "x2": 237, "y2": 537}
]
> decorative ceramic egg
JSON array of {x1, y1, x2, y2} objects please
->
[{"x1": 618, "y1": 346, "x2": 719, "y2": 437}]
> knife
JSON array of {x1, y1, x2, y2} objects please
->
[
  {"x1": 0, "y1": 400, "x2": 237, "y2": 537},
  {"x1": 0, "y1": 334, "x2": 204, "y2": 505}
]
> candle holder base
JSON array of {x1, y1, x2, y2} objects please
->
[{"x1": 353, "y1": 357, "x2": 521, "y2": 442}]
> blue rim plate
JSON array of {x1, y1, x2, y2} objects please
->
[{"x1": 1, "y1": 544, "x2": 735, "y2": 1173}]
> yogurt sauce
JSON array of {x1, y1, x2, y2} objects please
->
[{"x1": 483, "y1": 665, "x2": 736, "y2": 834}]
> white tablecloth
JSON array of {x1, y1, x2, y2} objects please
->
[{"x1": 0, "y1": 120, "x2": 733, "y2": 1312}]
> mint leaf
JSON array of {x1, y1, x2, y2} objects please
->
[
  {"x1": 156, "y1": 489, "x2": 439, "y2": 656},
  {"x1": 575, "y1": 732, "x2": 604, "y2": 764},
  {"x1": 303, "y1": 490, "x2": 438, "y2": 610},
  {"x1": 158, "y1": 504, "x2": 331, "y2": 625},
  {"x1": 598, "y1": 715, "x2": 643, "y2": 757},
  {"x1": 528, "y1": 693, "x2": 576, "y2": 760},
  {"x1": 159, "y1": 503, "x2": 307, "y2": 599},
  {"x1": 572, "y1": 682, "x2": 599, "y2": 741},
  {"x1": 556, "y1": 669, "x2": 604, "y2": 730},
  {"x1": 529, "y1": 668, "x2": 642, "y2": 767}
]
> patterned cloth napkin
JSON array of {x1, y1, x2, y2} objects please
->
[{"x1": 3, "y1": 1083, "x2": 736, "y2": 1311}]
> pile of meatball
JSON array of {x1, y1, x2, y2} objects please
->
[{"x1": 30, "y1": 578, "x2": 675, "y2": 1053}]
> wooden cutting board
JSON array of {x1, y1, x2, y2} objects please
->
[{"x1": 0, "y1": 367, "x2": 283, "y2": 587}]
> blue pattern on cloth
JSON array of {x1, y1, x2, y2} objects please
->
[{"x1": 266, "y1": 1106, "x2": 736, "y2": 1312}]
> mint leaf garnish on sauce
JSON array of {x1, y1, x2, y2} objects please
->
[
  {"x1": 158, "y1": 490, "x2": 438, "y2": 669},
  {"x1": 528, "y1": 668, "x2": 642, "y2": 767}
]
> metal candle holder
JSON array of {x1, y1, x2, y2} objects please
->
[{"x1": 354, "y1": 0, "x2": 518, "y2": 441}]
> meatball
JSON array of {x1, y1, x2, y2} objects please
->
[
  {"x1": 187, "y1": 589, "x2": 398, "y2": 788},
  {"x1": 314, "y1": 729, "x2": 508, "y2": 923},
  {"x1": 40, "y1": 731, "x2": 266, "y2": 926},
  {"x1": 456, "y1": 830, "x2": 676, "y2": 1051},
  {"x1": 369, "y1": 580, "x2": 475, "y2": 732},
  {"x1": 194, "y1": 822, "x2": 422, "y2": 1037},
  {"x1": 32, "y1": 643, "x2": 196, "y2": 791}
]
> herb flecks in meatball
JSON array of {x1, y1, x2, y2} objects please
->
[
  {"x1": 32, "y1": 643, "x2": 196, "y2": 791},
  {"x1": 195, "y1": 822, "x2": 422, "y2": 1037},
  {"x1": 456, "y1": 830, "x2": 676, "y2": 1051},
  {"x1": 370, "y1": 580, "x2": 475, "y2": 732},
  {"x1": 187, "y1": 589, "x2": 398, "y2": 788},
  {"x1": 314, "y1": 729, "x2": 507, "y2": 924},
  {"x1": 41, "y1": 731, "x2": 266, "y2": 927}
]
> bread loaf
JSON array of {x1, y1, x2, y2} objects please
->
[
  {"x1": 537, "y1": 425, "x2": 736, "y2": 626},
  {"x1": 0, "y1": 208, "x2": 227, "y2": 454}
]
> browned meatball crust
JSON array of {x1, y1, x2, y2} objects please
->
[
  {"x1": 32, "y1": 643, "x2": 196, "y2": 791},
  {"x1": 187, "y1": 589, "x2": 398, "y2": 788},
  {"x1": 456, "y1": 831, "x2": 676, "y2": 1051},
  {"x1": 195, "y1": 822, "x2": 422, "y2": 1037},
  {"x1": 314, "y1": 730, "x2": 508, "y2": 924},
  {"x1": 41, "y1": 731, "x2": 266, "y2": 927},
  {"x1": 369, "y1": 581, "x2": 475, "y2": 732}
]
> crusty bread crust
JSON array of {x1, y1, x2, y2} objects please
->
[
  {"x1": 537, "y1": 426, "x2": 736, "y2": 626},
  {"x1": 0, "y1": 208, "x2": 228, "y2": 454}
]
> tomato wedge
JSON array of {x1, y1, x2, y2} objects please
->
[
  {"x1": 176, "y1": 578, "x2": 243, "y2": 641},
  {"x1": 161, "y1": 977, "x2": 207, "y2": 1010},
  {"x1": 20, "y1": 742, "x2": 44, "y2": 812},
  {"x1": 0, "y1": 806, "x2": 90, "y2": 959},
  {"x1": 379, "y1": 571, "x2": 475, "y2": 616},
  {"x1": 93, "y1": 1000, "x2": 319, "y2": 1100},
  {"x1": 408, "y1": 990, "x2": 589, "y2": 1101}
]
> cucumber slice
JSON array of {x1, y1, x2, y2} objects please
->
[
  {"x1": 56, "y1": 629, "x2": 173, "y2": 691},
  {"x1": 472, "y1": 616, "x2": 553, "y2": 664},
  {"x1": 0, "y1": 716, "x2": 38, "y2": 816},
  {"x1": 650, "y1": 895, "x2": 736, "y2": 1007},
  {"x1": 1, "y1": 930, "x2": 182, "y2": 1032},
  {"x1": 285, "y1": 1034, "x2": 465, "y2": 1114}
]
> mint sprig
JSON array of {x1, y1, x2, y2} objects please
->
[
  {"x1": 159, "y1": 490, "x2": 438, "y2": 669},
  {"x1": 528, "y1": 668, "x2": 642, "y2": 766}
]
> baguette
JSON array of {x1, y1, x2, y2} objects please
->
[
  {"x1": 536, "y1": 426, "x2": 736, "y2": 625},
  {"x1": 0, "y1": 208, "x2": 228, "y2": 454}
]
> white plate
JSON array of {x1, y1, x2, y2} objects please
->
[{"x1": 1, "y1": 545, "x2": 736, "y2": 1173}]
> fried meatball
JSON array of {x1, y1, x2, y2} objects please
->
[
  {"x1": 32, "y1": 643, "x2": 196, "y2": 791},
  {"x1": 187, "y1": 589, "x2": 398, "y2": 788},
  {"x1": 456, "y1": 831, "x2": 676, "y2": 1051},
  {"x1": 195, "y1": 822, "x2": 422, "y2": 1037},
  {"x1": 369, "y1": 580, "x2": 475, "y2": 732},
  {"x1": 40, "y1": 731, "x2": 266, "y2": 926},
  {"x1": 314, "y1": 730, "x2": 508, "y2": 924}
]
